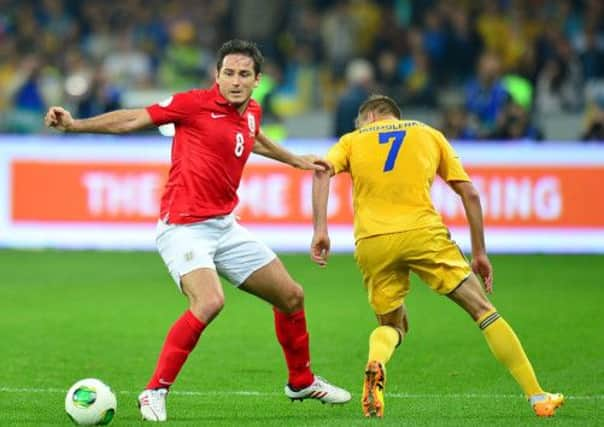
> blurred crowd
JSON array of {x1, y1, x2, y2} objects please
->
[{"x1": 1, "y1": 0, "x2": 604, "y2": 141}]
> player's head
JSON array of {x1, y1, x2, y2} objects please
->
[
  {"x1": 355, "y1": 94, "x2": 401, "y2": 128},
  {"x1": 216, "y1": 39, "x2": 263, "y2": 107}
]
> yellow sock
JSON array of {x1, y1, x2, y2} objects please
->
[
  {"x1": 368, "y1": 326, "x2": 400, "y2": 365},
  {"x1": 477, "y1": 310, "x2": 544, "y2": 397}
]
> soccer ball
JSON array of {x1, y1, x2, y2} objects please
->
[{"x1": 65, "y1": 378, "x2": 117, "y2": 425}]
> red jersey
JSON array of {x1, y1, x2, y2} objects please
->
[{"x1": 146, "y1": 84, "x2": 262, "y2": 224}]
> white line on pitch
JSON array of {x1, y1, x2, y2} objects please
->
[{"x1": 0, "y1": 387, "x2": 601, "y2": 400}]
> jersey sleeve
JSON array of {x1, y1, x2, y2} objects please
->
[
  {"x1": 436, "y1": 131, "x2": 470, "y2": 182},
  {"x1": 326, "y1": 134, "x2": 352, "y2": 174},
  {"x1": 146, "y1": 90, "x2": 201, "y2": 126}
]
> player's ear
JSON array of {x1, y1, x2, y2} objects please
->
[
  {"x1": 214, "y1": 68, "x2": 220, "y2": 83},
  {"x1": 355, "y1": 112, "x2": 367, "y2": 128},
  {"x1": 253, "y1": 72, "x2": 262, "y2": 88}
]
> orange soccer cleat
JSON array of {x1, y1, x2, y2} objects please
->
[
  {"x1": 530, "y1": 392, "x2": 565, "y2": 417},
  {"x1": 362, "y1": 360, "x2": 386, "y2": 418}
]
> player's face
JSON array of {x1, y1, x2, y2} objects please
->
[{"x1": 216, "y1": 54, "x2": 260, "y2": 108}]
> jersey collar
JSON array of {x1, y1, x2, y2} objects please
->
[
  {"x1": 211, "y1": 83, "x2": 229, "y2": 106},
  {"x1": 211, "y1": 83, "x2": 253, "y2": 115}
]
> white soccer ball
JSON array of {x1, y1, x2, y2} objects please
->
[{"x1": 65, "y1": 378, "x2": 117, "y2": 425}]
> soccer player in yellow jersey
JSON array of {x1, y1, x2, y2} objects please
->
[{"x1": 311, "y1": 95, "x2": 564, "y2": 418}]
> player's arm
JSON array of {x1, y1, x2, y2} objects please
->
[
  {"x1": 448, "y1": 180, "x2": 493, "y2": 292},
  {"x1": 253, "y1": 129, "x2": 326, "y2": 171},
  {"x1": 44, "y1": 106, "x2": 154, "y2": 134},
  {"x1": 309, "y1": 135, "x2": 349, "y2": 266},
  {"x1": 310, "y1": 162, "x2": 335, "y2": 267}
]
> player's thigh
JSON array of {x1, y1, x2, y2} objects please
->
[
  {"x1": 355, "y1": 234, "x2": 411, "y2": 316},
  {"x1": 240, "y1": 257, "x2": 304, "y2": 312},
  {"x1": 155, "y1": 220, "x2": 220, "y2": 291},
  {"x1": 407, "y1": 226, "x2": 471, "y2": 296},
  {"x1": 214, "y1": 218, "x2": 278, "y2": 286},
  {"x1": 447, "y1": 273, "x2": 494, "y2": 321}
]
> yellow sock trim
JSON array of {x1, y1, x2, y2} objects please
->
[
  {"x1": 476, "y1": 308, "x2": 497, "y2": 326},
  {"x1": 481, "y1": 314, "x2": 544, "y2": 397},
  {"x1": 368, "y1": 326, "x2": 400, "y2": 365}
]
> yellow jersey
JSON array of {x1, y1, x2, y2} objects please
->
[{"x1": 326, "y1": 119, "x2": 470, "y2": 241}]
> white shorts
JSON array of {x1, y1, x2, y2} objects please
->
[{"x1": 156, "y1": 214, "x2": 276, "y2": 290}]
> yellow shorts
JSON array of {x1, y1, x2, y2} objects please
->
[{"x1": 354, "y1": 226, "x2": 471, "y2": 315}]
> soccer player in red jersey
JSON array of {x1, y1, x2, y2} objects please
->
[{"x1": 44, "y1": 39, "x2": 351, "y2": 422}]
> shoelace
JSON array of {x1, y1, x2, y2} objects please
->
[
  {"x1": 144, "y1": 390, "x2": 166, "y2": 406},
  {"x1": 530, "y1": 393, "x2": 555, "y2": 405},
  {"x1": 314, "y1": 376, "x2": 333, "y2": 387}
]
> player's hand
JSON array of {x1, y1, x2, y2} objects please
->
[
  {"x1": 310, "y1": 232, "x2": 331, "y2": 267},
  {"x1": 293, "y1": 154, "x2": 329, "y2": 172},
  {"x1": 471, "y1": 253, "x2": 493, "y2": 293},
  {"x1": 44, "y1": 106, "x2": 74, "y2": 131}
]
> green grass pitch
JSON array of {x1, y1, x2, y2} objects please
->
[{"x1": 0, "y1": 250, "x2": 602, "y2": 426}]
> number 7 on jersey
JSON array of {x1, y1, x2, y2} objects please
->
[{"x1": 379, "y1": 131, "x2": 406, "y2": 172}]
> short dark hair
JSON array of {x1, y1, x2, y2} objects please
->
[
  {"x1": 358, "y1": 94, "x2": 401, "y2": 120},
  {"x1": 216, "y1": 39, "x2": 264, "y2": 75}
]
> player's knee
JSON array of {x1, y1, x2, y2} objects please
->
[
  {"x1": 189, "y1": 294, "x2": 224, "y2": 323},
  {"x1": 378, "y1": 307, "x2": 408, "y2": 336},
  {"x1": 280, "y1": 283, "x2": 304, "y2": 313}
]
